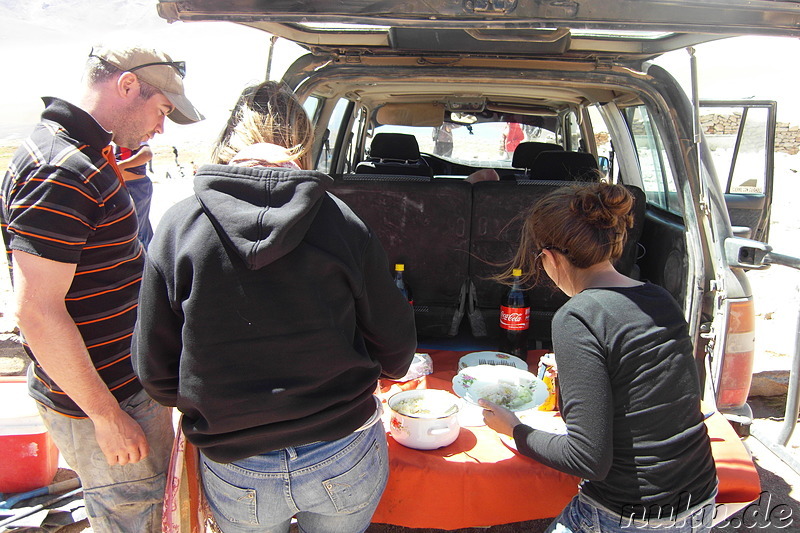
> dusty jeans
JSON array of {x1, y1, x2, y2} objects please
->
[
  {"x1": 36, "y1": 388, "x2": 174, "y2": 533},
  {"x1": 200, "y1": 421, "x2": 389, "y2": 533}
]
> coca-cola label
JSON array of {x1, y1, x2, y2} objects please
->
[{"x1": 500, "y1": 306, "x2": 530, "y2": 330}]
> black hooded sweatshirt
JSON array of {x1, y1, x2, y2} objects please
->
[{"x1": 132, "y1": 165, "x2": 417, "y2": 463}]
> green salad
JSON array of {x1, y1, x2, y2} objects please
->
[{"x1": 476, "y1": 380, "x2": 533, "y2": 410}]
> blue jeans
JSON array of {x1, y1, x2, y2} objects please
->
[
  {"x1": 126, "y1": 176, "x2": 154, "y2": 249},
  {"x1": 200, "y1": 422, "x2": 389, "y2": 533},
  {"x1": 546, "y1": 491, "x2": 716, "y2": 533},
  {"x1": 36, "y1": 388, "x2": 174, "y2": 533}
]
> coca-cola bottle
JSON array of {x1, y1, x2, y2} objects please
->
[
  {"x1": 394, "y1": 264, "x2": 413, "y2": 305},
  {"x1": 499, "y1": 268, "x2": 530, "y2": 360}
]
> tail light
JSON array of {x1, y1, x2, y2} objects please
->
[{"x1": 716, "y1": 299, "x2": 756, "y2": 410}]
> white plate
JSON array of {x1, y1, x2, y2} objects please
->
[
  {"x1": 498, "y1": 411, "x2": 567, "y2": 451},
  {"x1": 457, "y1": 351, "x2": 528, "y2": 371},
  {"x1": 451, "y1": 364, "x2": 548, "y2": 412}
]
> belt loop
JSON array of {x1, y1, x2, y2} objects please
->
[
  {"x1": 287, "y1": 446, "x2": 297, "y2": 460},
  {"x1": 591, "y1": 503, "x2": 602, "y2": 533}
]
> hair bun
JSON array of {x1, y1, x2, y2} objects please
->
[{"x1": 571, "y1": 183, "x2": 633, "y2": 230}]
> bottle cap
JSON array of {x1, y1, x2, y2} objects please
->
[
  {"x1": 512, "y1": 268, "x2": 522, "y2": 277},
  {"x1": 395, "y1": 264, "x2": 405, "y2": 271}
]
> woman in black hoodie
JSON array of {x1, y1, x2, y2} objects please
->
[{"x1": 133, "y1": 82, "x2": 417, "y2": 533}]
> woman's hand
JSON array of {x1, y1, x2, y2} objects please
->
[{"x1": 479, "y1": 399, "x2": 522, "y2": 437}]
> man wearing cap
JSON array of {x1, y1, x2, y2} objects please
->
[{"x1": 0, "y1": 45, "x2": 203, "y2": 532}]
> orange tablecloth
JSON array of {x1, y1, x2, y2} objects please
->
[{"x1": 372, "y1": 349, "x2": 761, "y2": 530}]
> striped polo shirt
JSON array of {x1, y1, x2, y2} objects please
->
[{"x1": 0, "y1": 97, "x2": 145, "y2": 417}]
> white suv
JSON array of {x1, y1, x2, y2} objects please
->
[{"x1": 156, "y1": 0, "x2": 798, "y2": 433}]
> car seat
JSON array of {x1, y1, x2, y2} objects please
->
[
  {"x1": 355, "y1": 133, "x2": 432, "y2": 177},
  {"x1": 511, "y1": 142, "x2": 564, "y2": 178},
  {"x1": 530, "y1": 151, "x2": 600, "y2": 181}
]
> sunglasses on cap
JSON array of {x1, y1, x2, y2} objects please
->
[
  {"x1": 128, "y1": 60, "x2": 186, "y2": 79},
  {"x1": 88, "y1": 51, "x2": 186, "y2": 79}
]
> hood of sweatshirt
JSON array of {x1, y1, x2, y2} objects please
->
[{"x1": 193, "y1": 164, "x2": 333, "y2": 270}]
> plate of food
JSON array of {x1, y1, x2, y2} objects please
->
[
  {"x1": 451, "y1": 364, "x2": 548, "y2": 412},
  {"x1": 457, "y1": 351, "x2": 528, "y2": 371}
]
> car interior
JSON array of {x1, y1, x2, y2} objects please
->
[{"x1": 314, "y1": 85, "x2": 661, "y2": 350}]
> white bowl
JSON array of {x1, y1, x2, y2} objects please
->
[{"x1": 387, "y1": 389, "x2": 460, "y2": 450}]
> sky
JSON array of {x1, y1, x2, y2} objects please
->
[
  {"x1": 2, "y1": 0, "x2": 800, "y2": 152},
  {"x1": 0, "y1": 0, "x2": 304, "y2": 148}
]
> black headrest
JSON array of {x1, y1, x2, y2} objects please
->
[
  {"x1": 531, "y1": 151, "x2": 600, "y2": 181},
  {"x1": 512, "y1": 142, "x2": 564, "y2": 169},
  {"x1": 368, "y1": 133, "x2": 421, "y2": 161}
]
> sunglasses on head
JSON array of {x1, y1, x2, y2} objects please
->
[
  {"x1": 536, "y1": 245, "x2": 569, "y2": 260},
  {"x1": 128, "y1": 60, "x2": 186, "y2": 79}
]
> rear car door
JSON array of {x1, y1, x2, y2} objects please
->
[{"x1": 700, "y1": 100, "x2": 777, "y2": 243}]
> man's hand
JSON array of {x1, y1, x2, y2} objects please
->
[
  {"x1": 92, "y1": 408, "x2": 150, "y2": 465},
  {"x1": 478, "y1": 398, "x2": 522, "y2": 437},
  {"x1": 12, "y1": 251, "x2": 150, "y2": 465}
]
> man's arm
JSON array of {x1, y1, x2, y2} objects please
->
[
  {"x1": 117, "y1": 145, "x2": 153, "y2": 182},
  {"x1": 116, "y1": 145, "x2": 153, "y2": 171},
  {"x1": 12, "y1": 250, "x2": 150, "y2": 466}
]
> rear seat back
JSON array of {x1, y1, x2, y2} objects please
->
[
  {"x1": 330, "y1": 171, "x2": 646, "y2": 344},
  {"x1": 469, "y1": 180, "x2": 576, "y2": 343},
  {"x1": 617, "y1": 185, "x2": 646, "y2": 278},
  {"x1": 511, "y1": 142, "x2": 563, "y2": 177},
  {"x1": 355, "y1": 133, "x2": 432, "y2": 177},
  {"x1": 330, "y1": 175, "x2": 471, "y2": 337},
  {"x1": 469, "y1": 179, "x2": 646, "y2": 344},
  {"x1": 529, "y1": 151, "x2": 600, "y2": 181}
]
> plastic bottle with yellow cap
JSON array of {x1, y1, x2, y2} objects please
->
[{"x1": 393, "y1": 264, "x2": 413, "y2": 306}]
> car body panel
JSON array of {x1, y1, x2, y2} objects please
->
[{"x1": 157, "y1": 0, "x2": 800, "y2": 59}]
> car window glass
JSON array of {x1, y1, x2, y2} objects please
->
[
  {"x1": 625, "y1": 105, "x2": 680, "y2": 214},
  {"x1": 588, "y1": 106, "x2": 616, "y2": 181},
  {"x1": 368, "y1": 121, "x2": 559, "y2": 170},
  {"x1": 316, "y1": 98, "x2": 350, "y2": 174},
  {"x1": 702, "y1": 106, "x2": 769, "y2": 194},
  {"x1": 347, "y1": 106, "x2": 368, "y2": 173},
  {"x1": 303, "y1": 96, "x2": 321, "y2": 123},
  {"x1": 565, "y1": 111, "x2": 583, "y2": 151}
]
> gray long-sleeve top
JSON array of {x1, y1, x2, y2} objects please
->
[{"x1": 514, "y1": 283, "x2": 717, "y2": 517}]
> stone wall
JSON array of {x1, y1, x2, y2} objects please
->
[{"x1": 700, "y1": 112, "x2": 800, "y2": 155}]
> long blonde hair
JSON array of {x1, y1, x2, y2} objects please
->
[{"x1": 212, "y1": 81, "x2": 314, "y2": 170}]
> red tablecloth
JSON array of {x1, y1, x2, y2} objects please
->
[{"x1": 372, "y1": 349, "x2": 761, "y2": 529}]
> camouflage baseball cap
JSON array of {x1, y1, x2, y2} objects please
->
[{"x1": 90, "y1": 45, "x2": 204, "y2": 125}]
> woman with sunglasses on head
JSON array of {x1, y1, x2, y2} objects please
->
[
  {"x1": 480, "y1": 182, "x2": 718, "y2": 532},
  {"x1": 132, "y1": 81, "x2": 416, "y2": 533}
]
